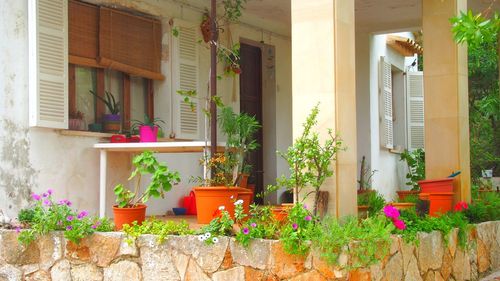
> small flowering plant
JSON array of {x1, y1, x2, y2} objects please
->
[
  {"x1": 454, "y1": 201, "x2": 469, "y2": 212},
  {"x1": 17, "y1": 190, "x2": 113, "y2": 245},
  {"x1": 199, "y1": 205, "x2": 234, "y2": 245},
  {"x1": 383, "y1": 205, "x2": 406, "y2": 230},
  {"x1": 279, "y1": 203, "x2": 318, "y2": 256},
  {"x1": 235, "y1": 204, "x2": 279, "y2": 247}
]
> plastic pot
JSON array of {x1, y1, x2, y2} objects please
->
[
  {"x1": 112, "y1": 204, "x2": 147, "y2": 230},
  {"x1": 139, "y1": 125, "x2": 159, "y2": 142}
]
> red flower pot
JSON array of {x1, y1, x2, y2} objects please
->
[
  {"x1": 112, "y1": 204, "x2": 147, "y2": 230},
  {"x1": 418, "y1": 178, "x2": 454, "y2": 193},
  {"x1": 428, "y1": 192, "x2": 454, "y2": 217}
]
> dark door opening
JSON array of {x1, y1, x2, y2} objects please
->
[{"x1": 239, "y1": 43, "x2": 264, "y2": 204}]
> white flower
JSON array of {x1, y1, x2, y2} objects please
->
[
  {"x1": 234, "y1": 199, "x2": 244, "y2": 205},
  {"x1": 198, "y1": 234, "x2": 206, "y2": 242},
  {"x1": 218, "y1": 206, "x2": 225, "y2": 210},
  {"x1": 212, "y1": 237, "x2": 219, "y2": 244},
  {"x1": 204, "y1": 232, "x2": 211, "y2": 239},
  {"x1": 230, "y1": 195, "x2": 234, "y2": 199}
]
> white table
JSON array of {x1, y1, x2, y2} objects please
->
[{"x1": 93, "y1": 141, "x2": 225, "y2": 217}]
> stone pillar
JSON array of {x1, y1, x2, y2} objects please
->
[
  {"x1": 291, "y1": 1, "x2": 357, "y2": 217},
  {"x1": 422, "y1": 0, "x2": 471, "y2": 203}
]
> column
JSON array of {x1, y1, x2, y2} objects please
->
[
  {"x1": 422, "y1": 0, "x2": 471, "y2": 203},
  {"x1": 291, "y1": 0, "x2": 357, "y2": 217}
]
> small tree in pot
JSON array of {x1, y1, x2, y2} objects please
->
[{"x1": 113, "y1": 151, "x2": 180, "y2": 229}]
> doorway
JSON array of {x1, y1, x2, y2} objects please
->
[{"x1": 239, "y1": 43, "x2": 264, "y2": 204}]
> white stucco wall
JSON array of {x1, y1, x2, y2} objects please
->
[
  {"x1": 0, "y1": 0, "x2": 292, "y2": 218},
  {"x1": 356, "y1": 32, "x2": 413, "y2": 200}
]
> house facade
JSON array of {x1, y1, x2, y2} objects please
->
[{"x1": 1, "y1": 0, "x2": 495, "y2": 218}]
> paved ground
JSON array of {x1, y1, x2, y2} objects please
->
[{"x1": 481, "y1": 270, "x2": 500, "y2": 281}]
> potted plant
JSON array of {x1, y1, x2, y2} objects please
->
[
  {"x1": 357, "y1": 190, "x2": 385, "y2": 219},
  {"x1": 398, "y1": 148, "x2": 425, "y2": 200},
  {"x1": 68, "y1": 110, "x2": 84, "y2": 130},
  {"x1": 131, "y1": 115, "x2": 166, "y2": 142},
  {"x1": 389, "y1": 193, "x2": 418, "y2": 210},
  {"x1": 266, "y1": 104, "x2": 344, "y2": 218},
  {"x1": 113, "y1": 151, "x2": 180, "y2": 229},
  {"x1": 89, "y1": 90, "x2": 120, "y2": 133}
]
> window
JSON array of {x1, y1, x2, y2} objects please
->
[{"x1": 29, "y1": 0, "x2": 162, "y2": 132}]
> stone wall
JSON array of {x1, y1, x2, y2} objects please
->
[{"x1": 0, "y1": 221, "x2": 498, "y2": 281}]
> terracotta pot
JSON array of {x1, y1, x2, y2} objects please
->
[
  {"x1": 271, "y1": 205, "x2": 290, "y2": 222},
  {"x1": 396, "y1": 190, "x2": 420, "y2": 201},
  {"x1": 237, "y1": 188, "x2": 253, "y2": 212},
  {"x1": 193, "y1": 187, "x2": 240, "y2": 224},
  {"x1": 238, "y1": 173, "x2": 249, "y2": 188},
  {"x1": 389, "y1": 202, "x2": 416, "y2": 210},
  {"x1": 418, "y1": 178, "x2": 454, "y2": 193},
  {"x1": 357, "y1": 205, "x2": 369, "y2": 219},
  {"x1": 428, "y1": 192, "x2": 454, "y2": 217},
  {"x1": 419, "y1": 193, "x2": 430, "y2": 200},
  {"x1": 112, "y1": 204, "x2": 147, "y2": 230}
]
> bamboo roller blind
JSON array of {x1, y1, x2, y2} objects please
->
[{"x1": 68, "y1": 1, "x2": 164, "y2": 80}]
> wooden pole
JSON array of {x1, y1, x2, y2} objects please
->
[{"x1": 210, "y1": 0, "x2": 217, "y2": 157}]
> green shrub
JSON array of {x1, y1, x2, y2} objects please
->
[
  {"x1": 357, "y1": 191, "x2": 385, "y2": 216},
  {"x1": 122, "y1": 218, "x2": 193, "y2": 244},
  {"x1": 17, "y1": 208, "x2": 36, "y2": 224},
  {"x1": 464, "y1": 192, "x2": 500, "y2": 223},
  {"x1": 279, "y1": 203, "x2": 318, "y2": 256},
  {"x1": 235, "y1": 204, "x2": 279, "y2": 247}
]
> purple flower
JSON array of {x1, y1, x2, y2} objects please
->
[
  {"x1": 42, "y1": 193, "x2": 48, "y2": 198},
  {"x1": 66, "y1": 225, "x2": 73, "y2": 231},
  {"x1": 303, "y1": 204, "x2": 308, "y2": 209},
  {"x1": 31, "y1": 193, "x2": 41, "y2": 201},
  {"x1": 91, "y1": 225, "x2": 97, "y2": 229},
  {"x1": 292, "y1": 223, "x2": 298, "y2": 230},
  {"x1": 77, "y1": 211, "x2": 88, "y2": 219},
  {"x1": 383, "y1": 205, "x2": 400, "y2": 219},
  {"x1": 250, "y1": 222, "x2": 257, "y2": 228},
  {"x1": 66, "y1": 216, "x2": 74, "y2": 222},
  {"x1": 66, "y1": 200, "x2": 72, "y2": 207},
  {"x1": 43, "y1": 199, "x2": 51, "y2": 206},
  {"x1": 15, "y1": 226, "x2": 21, "y2": 233},
  {"x1": 304, "y1": 215, "x2": 312, "y2": 221},
  {"x1": 47, "y1": 189, "x2": 53, "y2": 195},
  {"x1": 95, "y1": 221, "x2": 101, "y2": 226},
  {"x1": 242, "y1": 228, "x2": 249, "y2": 235}
]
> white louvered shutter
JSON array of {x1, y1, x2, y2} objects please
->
[
  {"x1": 379, "y1": 56, "x2": 393, "y2": 149},
  {"x1": 28, "y1": 0, "x2": 68, "y2": 129},
  {"x1": 406, "y1": 71, "x2": 425, "y2": 150},
  {"x1": 172, "y1": 20, "x2": 200, "y2": 140}
]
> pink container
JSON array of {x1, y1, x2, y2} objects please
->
[{"x1": 139, "y1": 125, "x2": 158, "y2": 142}]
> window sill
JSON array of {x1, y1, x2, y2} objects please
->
[
  {"x1": 389, "y1": 147, "x2": 404, "y2": 154},
  {"x1": 57, "y1": 130, "x2": 114, "y2": 138}
]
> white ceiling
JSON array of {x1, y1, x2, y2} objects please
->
[{"x1": 237, "y1": 0, "x2": 500, "y2": 36}]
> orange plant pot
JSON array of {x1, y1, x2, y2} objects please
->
[
  {"x1": 193, "y1": 187, "x2": 240, "y2": 224},
  {"x1": 271, "y1": 204, "x2": 293, "y2": 222},
  {"x1": 238, "y1": 173, "x2": 250, "y2": 188},
  {"x1": 237, "y1": 188, "x2": 253, "y2": 213},
  {"x1": 428, "y1": 192, "x2": 454, "y2": 217},
  {"x1": 418, "y1": 178, "x2": 454, "y2": 193},
  {"x1": 112, "y1": 204, "x2": 147, "y2": 230}
]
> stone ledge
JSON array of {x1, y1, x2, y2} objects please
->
[{"x1": 0, "y1": 221, "x2": 498, "y2": 280}]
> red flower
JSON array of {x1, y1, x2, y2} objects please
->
[{"x1": 454, "y1": 201, "x2": 468, "y2": 211}]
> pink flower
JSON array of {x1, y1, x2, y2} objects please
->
[
  {"x1": 303, "y1": 204, "x2": 308, "y2": 209},
  {"x1": 242, "y1": 228, "x2": 249, "y2": 235},
  {"x1": 77, "y1": 211, "x2": 88, "y2": 219},
  {"x1": 292, "y1": 223, "x2": 298, "y2": 230},
  {"x1": 250, "y1": 222, "x2": 257, "y2": 228},
  {"x1": 383, "y1": 205, "x2": 400, "y2": 219},
  {"x1": 304, "y1": 215, "x2": 312, "y2": 221},
  {"x1": 393, "y1": 218, "x2": 406, "y2": 230},
  {"x1": 91, "y1": 225, "x2": 97, "y2": 229},
  {"x1": 43, "y1": 199, "x2": 51, "y2": 206},
  {"x1": 454, "y1": 201, "x2": 468, "y2": 212},
  {"x1": 66, "y1": 226, "x2": 73, "y2": 231},
  {"x1": 47, "y1": 189, "x2": 53, "y2": 195},
  {"x1": 31, "y1": 193, "x2": 41, "y2": 201},
  {"x1": 42, "y1": 193, "x2": 48, "y2": 198},
  {"x1": 15, "y1": 226, "x2": 21, "y2": 233},
  {"x1": 66, "y1": 216, "x2": 74, "y2": 222}
]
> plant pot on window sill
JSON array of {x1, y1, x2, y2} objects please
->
[
  {"x1": 69, "y1": 119, "x2": 84, "y2": 130},
  {"x1": 139, "y1": 125, "x2": 159, "y2": 142},
  {"x1": 103, "y1": 114, "x2": 121, "y2": 133}
]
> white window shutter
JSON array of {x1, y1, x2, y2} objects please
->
[
  {"x1": 406, "y1": 71, "x2": 425, "y2": 150},
  {"x1": 172, "y1": 20, "x2": 200, "y2": 140},
  {"x1": 379, "y1": 56, "x2": 394, "y2": 149},
  {"x1": 28, "y1": 0, "x2": 68, "y2": 129}
]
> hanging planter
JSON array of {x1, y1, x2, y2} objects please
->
[{"x1": 200, "y1": 13, "x2": 217, "y2": 43}]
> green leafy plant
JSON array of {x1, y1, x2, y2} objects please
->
[
  {"x1": 218, "y1": 105, "x2": 260, "y2": 184},
  {"x1": 235, "y1": 204, "x2": 279, "y2": 247},
  {"x1": 399, "y1": 149, "x2": 425, "y2": 191},
  {"x1": 89, "y1": 90, "x2": 120, "y2": 115},
  {"x1": 269, "y1": 104, "x2": 344, "y2": 216},
  {"x1": 113, "y1": 151, "x2": 181, "y2": 208},
  {"x1": 464, "y1": 192, "x2": 500, "y2": 223},
  {"x1": 397, "y1": 194, "x2": 419, "y2": 204},
  {"x1": 17, "y1": 208, "x2": 36, "y2": 224},
  {"x1": 312, "y1": 215, "x2": 393, "y2": 268},
  {"x1": 17, "y1": 190, "x2": 113, "y2": 245},
  {"x1": 122, "y1": 218, "x2": 193, "y2": 244},
  {"x1": 199, "y1": 205, "x2": 235, "y2": 245},
  {"x1": 131, "y1": 115, "x2": 166, "y2": 130},
  {"x1": 279, "y1": 203, "x2": 318, "y2": 256},
  {"x1": 357, "y1": 191, "x2": 385, "y2": 216}
]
